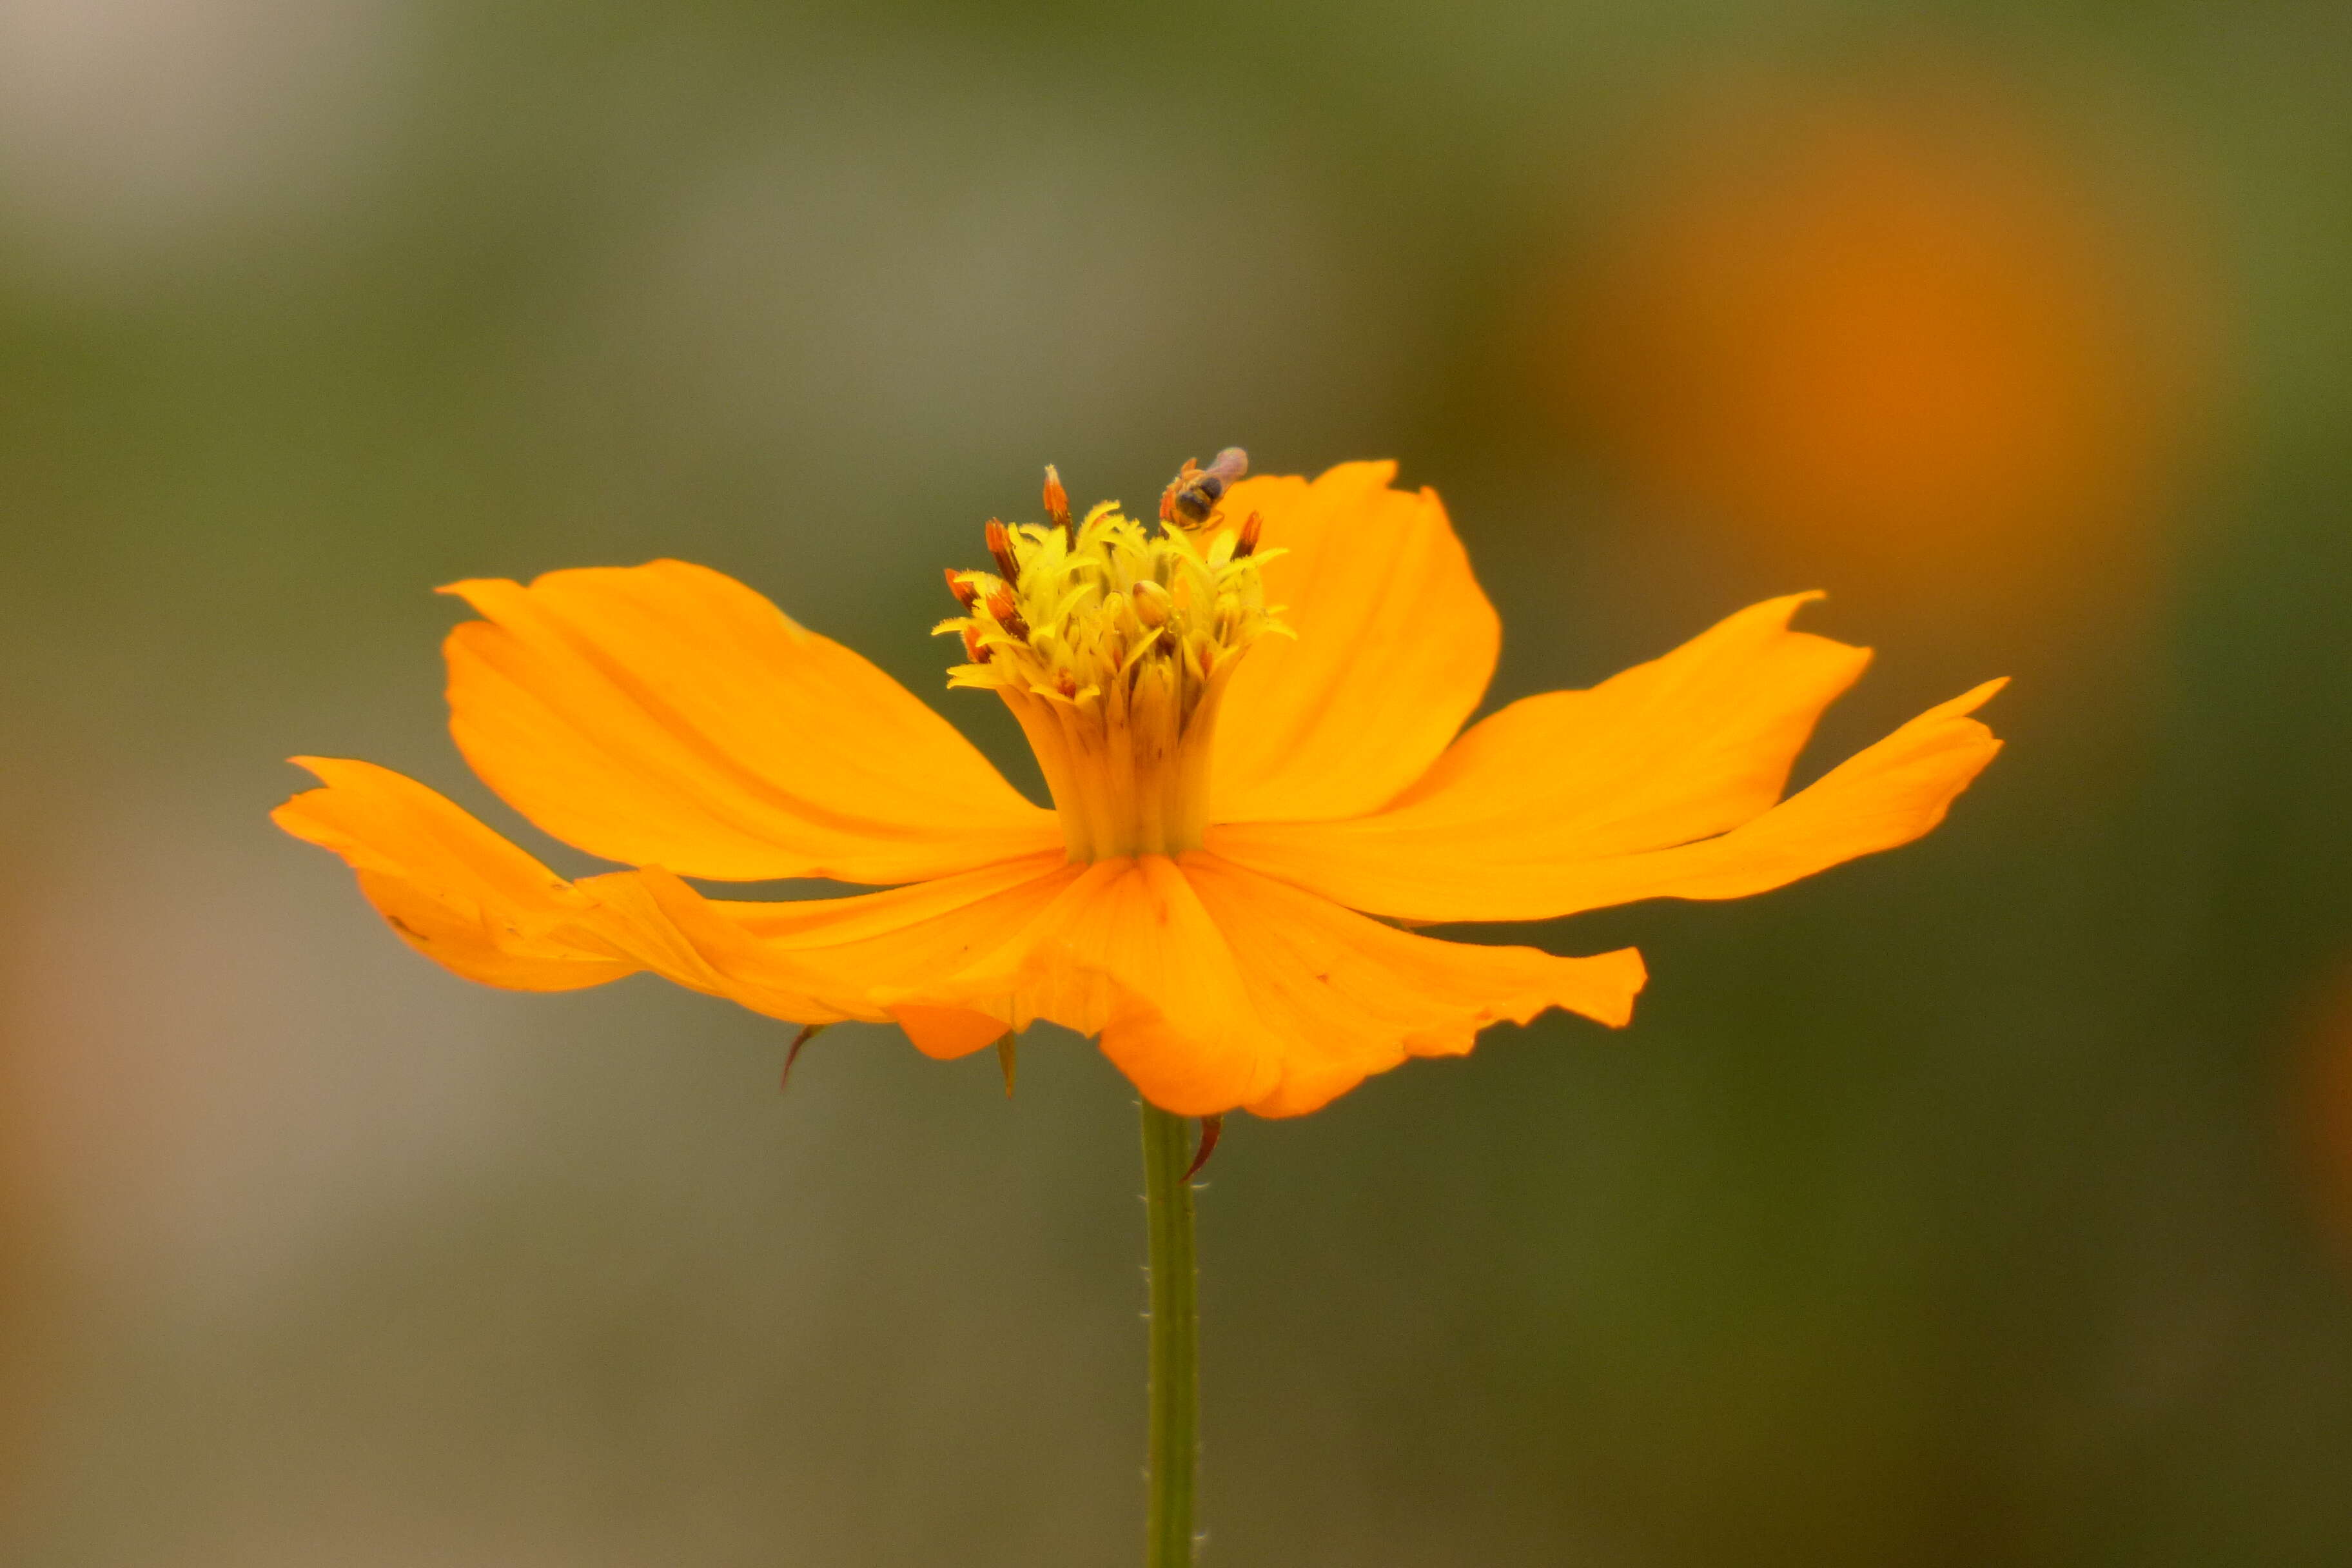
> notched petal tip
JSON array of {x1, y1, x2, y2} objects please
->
[
  {"x1": 1582, "y1": 946, "x2": 1649, "y2": 1028},
  {"x1": 270, "y1": 756, "x2": 648, "y2": 994}
]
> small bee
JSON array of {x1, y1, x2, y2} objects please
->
[{"x1": 1159, "y1": 447, "x2": 1248, "y2": 529}]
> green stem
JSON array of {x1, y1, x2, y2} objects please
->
[{"x1": 1139, "y1": 1102, "x2": 1200, "y2": 1567}]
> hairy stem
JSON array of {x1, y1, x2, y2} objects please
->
[{"x1": 1139, "y1": 1102, "x2": 1200, "y2": 1567}]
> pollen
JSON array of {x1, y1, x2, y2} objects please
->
[{"x1": 937, "y1": 461, "x2": 1288, "y2": 861}]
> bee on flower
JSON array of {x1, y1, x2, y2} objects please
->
[
  {"x1": 1159, "y1": 446, "x2": 1250, "y2": 529},
  {"x1": 273, "y1": 455, "x2": 2004, "y2": 1118}
]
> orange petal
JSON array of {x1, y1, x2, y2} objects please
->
[
  {"x1": 1181, "y1": 854, "x2": 1647, "y2": 1118},
  {"x1": 892, "y1": 856, "x2": 1282, "y2": 1115},
  {"x1": 1392, "y1": 593, "x2": 1870, "y2": 845},
  {"x1": 1211, "y1": 671, "x2": 2006, "y2": 925},
  {"x1": 271, "y1": 758, "x2": 844, "y2": 1006},
  {"x1": 1210, "y1": 592, "x2": 1871, "y2": 896},
  {"x1": 271, "y1": 757, "x2": 649, "y2": 991},
  {"x1": 1208, "y1": 462, "x2": 1499, "y2": 823},
  {"x1": 442, "y1": 560, "x2": 1059, "y2": 883},
  {"x1": 889, "y1": 1004, "x2": 1015, "y2": 1061},
  {"x1": 275, "y1": 757, "x2": 1083, "y2": 1030},
  {"x1": 883, "y1": 852, "x2": 1642, "y2": 1118},
  {"x1": 624, "y1": 852, "x2": 1079, "y2": 1031}
]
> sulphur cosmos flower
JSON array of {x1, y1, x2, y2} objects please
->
[{"x1": 273, "y1": 460, "x2": 2003, "y2": 1117}]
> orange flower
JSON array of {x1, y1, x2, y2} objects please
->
[{"x1": 273, "y1": 460, "x2": 2004, "y2": 1117}]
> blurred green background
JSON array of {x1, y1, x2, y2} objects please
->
[{"x1": 3, "y1": 1, "x2": 2350, "y2": 1563}]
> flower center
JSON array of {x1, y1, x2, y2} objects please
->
[{"x1": 938, "y1": 455, "x2": 1284, "y2": 861}]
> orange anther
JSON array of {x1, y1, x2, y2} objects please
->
[
  {"x1": 960, "y1": 624, "x2": 990, "y2": 664},
  {"x1": 1233, "y1": 511, "x2": 1263, "y2": 558},
  {"x1": 944, "y1": 567, "x2": 979, "y2": 609},
  {"x1": 986, "y1": 585, "x2": 1029, "y2": 640},
  {"x1": 1043, "y1": 465, "x2": 1073, "y2": 540},
  {"x1": 985, "y1": 518, "x2": 1021, "y2": 581}
]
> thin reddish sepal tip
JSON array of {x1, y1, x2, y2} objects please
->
[
  {"x1": 781, "y1": 1023, "x2": 828, "y2": 1091},
  {"x1": 1184, "y1": 1115, "x2": 1224, "y2": 1181},
  {"x1": 995, "y1": 1032, "x2": 1017, "y2": 1097}
]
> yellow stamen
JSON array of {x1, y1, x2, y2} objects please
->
[{"x1": 938, "y1": 469, "x2": 1288, "y2": 861}]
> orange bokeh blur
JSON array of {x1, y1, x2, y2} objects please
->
[
  {"x1": 1555, "y1": 66, "x2": 2222, "y2": 605},
  {"x1": 0, "y1": 958, "x2": 51, "y2": 1509},
  {"x1": 2294, "y1": 961, "x2": 2352, "y2": 1271}
]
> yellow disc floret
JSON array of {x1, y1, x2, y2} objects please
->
[{"x1": 937, "y1": 478, "x2": 1284, "y2": 862}]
